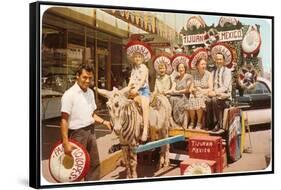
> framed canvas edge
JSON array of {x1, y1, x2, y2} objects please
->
[{"x1": 29, "y1": 1, "x2": 275, "y2": 188}]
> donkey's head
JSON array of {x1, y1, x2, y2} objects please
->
[{"x1": 95, "y1": 87, "x2": 131, "y2": 135}]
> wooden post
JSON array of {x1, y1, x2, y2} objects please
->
[
  {"x1": 84, "y1": 27, "x2": 87, "y2": 64},
  {"x1": 94, "y1": 38, "x2": 99, "y2": 103},
  {"x1": 107, "y1": 40, "x2": 111, "y2": 89}
]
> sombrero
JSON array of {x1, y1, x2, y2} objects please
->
[
  {"x1": 126, "y1": 40, "x2": 152, "y2": 62},
  {"x1": 184, "y1": 162, "x2": 212, "y2": 176},
  {"x1": 153, "y1": 55, "x2": 173, "y2": 74},
  {"x1": 171, "y1": 54, "x2": 190, "y2": 70},
  {"x1": 210, "y1": 42, "x2": 234, "y2": 67},
  {"x1": 242, "y1": 25, "x2": 261, "y2": 57},
  {"x1": 238, "y1": 65, "x2": 258, "y2": 90},
  {"x1": 189, "y1": 48, "x2": 208, "y2": 69},
  {"x1": 49, "y1": 139, "x2": 90, "y2": 183}
]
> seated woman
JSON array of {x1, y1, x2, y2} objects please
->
[
  {"x1": 166, "y1": 62, "x2": 192, "y2": 129},
  {"x1": 188, "y1": 58, "x2": 213, "y2": 130}
]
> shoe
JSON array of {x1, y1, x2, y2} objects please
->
[
  {"x1": 188, "y1": 123, "x2": 194, "y2": 129},
  {"x1": 212, "y1": 125, "x2": 220, "y2": 132},
  {"x1": 195, "y1": 123, "x2": 202, "y2": 130}
]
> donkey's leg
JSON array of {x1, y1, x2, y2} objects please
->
[
  {"x1": 158, "y1": 146, "x2": 165, "y2": 170},
  {"x1": 164, "y1": 143, "x2": 170, "y2": 167},
  {"x1": 129, "y1": 147, "x2": 138, "y2": 178},
  {"x1": 121, "y1": 146, "x2": 131, "y2": 178},
  {"x1": 157, "y1": 128, "x2": 170, "y2": 170},
  {"x1": 162, "y1": 127, "x2": 170, "y2": 167}
]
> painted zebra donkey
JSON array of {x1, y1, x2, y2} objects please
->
[{"x1": 95, "y1": 87, "x2": 172, "y2": 178}]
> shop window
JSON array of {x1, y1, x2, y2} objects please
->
[{"x1": 42, "y1": 27, "x2": 75, "y2": 95}]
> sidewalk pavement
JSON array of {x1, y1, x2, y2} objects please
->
[{"x1": 42, "y1": 129, "x2": 271, "y2": 183}]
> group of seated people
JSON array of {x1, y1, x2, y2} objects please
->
[
  {"x1": 125, "y1": 41, "x2": 232, "y2": 141},
  {"x1": 153, "y1": 53, "x2": 232, "y2": 132}
]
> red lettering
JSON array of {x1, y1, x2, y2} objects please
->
[
  {"x1": 54, "y1": 146, "x2": 63, "y2": 157},
  {"x1": 73, "y1": 151, "x2": 83, "y2": 158},
  {"x1": 70, "y1": 171, "x2": 78, "y2": 180}
]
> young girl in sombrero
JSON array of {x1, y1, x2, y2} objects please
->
[
  {"x1": 153, "y1": 55, "x2": 173, "y2": 95},
  {"x1": 126, "y1": 40, "x2": 152, "y2": 142}
]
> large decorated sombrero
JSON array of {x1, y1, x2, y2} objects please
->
[
  {"x1": 153, "y1": 55, "x2": 173, "y2": 74},
  {"x1": 126, "y1": 40, "x2": 152, "y2": 62},
  {"x1": 242, "y1": 25, "x2": 261, "y2": 57},
  {"x1": 210, "y1": 42, "x2": 234, "y2": 68},
  {"x1": 186, "y1": 16, "x2": 206, "y2": 30},
  {"x1": 189, "y1": 48, "x2": 208, "y2": 70},
  {"x1": 184, "y1": 162, "x2": 212, "y2": 176},
  {"x1": 171, "y1": 54, "x2": 190, "y2": 71},
  {"x1": 49, "y1": 139, "x2": 90, "y2": 183}
]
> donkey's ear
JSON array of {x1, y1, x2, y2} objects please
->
[
  {"x1": 120, "y1": 86, "x2": 131, "y2": 96},
  {"x1": 113, "y1": 86, "x2": 118, "y2": 92},
  {"x1": 94, "y1": 87, "x2": 112, "y2": 99}
]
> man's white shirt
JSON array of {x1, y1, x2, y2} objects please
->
[{"x1": 61, "y1": 82, "x2": 97, "y2": 130}]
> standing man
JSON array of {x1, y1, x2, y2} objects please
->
[
  {"x1": 206, "y1": 53, "x2": 232, "y2": 132},
  {"x1": 60, "y1": 63, "x2": 112, "y2": 181}
]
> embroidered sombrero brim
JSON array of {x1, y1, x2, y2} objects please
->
[
  {"x1": 210, "y1": 42, "x2": 233, "y2": 67},
  {"x1": 153, "y1": 55, "x2": 173, "y2": 74},
  {"x1": 171, "y1": 54, "x2": 190, "y2": 70},
  {"x1": 189, "y1": 48, "x2": 208, "y2": 69},
  {"x1": 126, "y1": 40, "x2": 152, "y2": 62}
]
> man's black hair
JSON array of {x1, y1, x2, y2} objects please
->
[
  {"x1": 216, "y1": 52, "x2": 225, "y2": 60},
  {"x1": 76, "y1": 63, "x2": 94, "y2": 76}
]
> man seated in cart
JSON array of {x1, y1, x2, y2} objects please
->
[{"x1": 206, "y1": 52, "x2": 232, "y2": 132}]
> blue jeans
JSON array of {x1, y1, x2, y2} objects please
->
[{"x1": 138, "y1": 86, "x2": 150, "y2": 97}]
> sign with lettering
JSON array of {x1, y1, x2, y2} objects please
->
[
  {"x1": 182, "y1": 29, "x2": 243, "y2": 45},
  {"x1": 182, "y1": 34, "x2": 206, "y2": 45},
  {"x1": 219, "y1": 29, "x2": 243, "y2": 42},
  {"x1": 49, "y1": 140, "x2": 90, "y2": 182}
]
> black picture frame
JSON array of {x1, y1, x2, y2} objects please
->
[{"x1": 30, "y1": 1, "x2": 274, "y2": 188}]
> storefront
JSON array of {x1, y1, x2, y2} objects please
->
[
  {"x1": 42, "y1": 7, "x2": 129, "y2": 119},
  {"x1": 41, "y1": 7, "x2": 177, "y2": 119}
]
